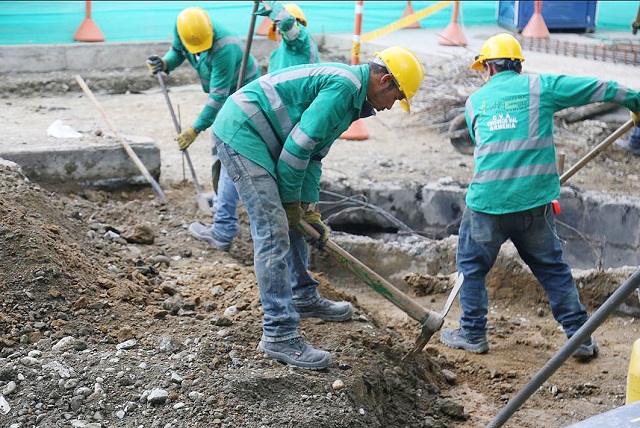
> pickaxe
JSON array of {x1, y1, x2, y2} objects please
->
[
  {"x1": 156, "y1": 73, "x2": 211, "y2": 214},
  {"x1": 299, "y1": 220, "x2": 463, "y2": 360}
]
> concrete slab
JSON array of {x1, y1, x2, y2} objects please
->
[{"x1": 0, "y1": 137, "x2": 161, "y2": 189}]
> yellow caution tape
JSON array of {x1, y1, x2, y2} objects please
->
[{"x1": 361, "y1": 1, "x2": 453, "y2": 43}]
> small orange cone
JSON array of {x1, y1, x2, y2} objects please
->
[
  {"x1": 402, "y1": 1, "x2": 421, "y2": 29},
  {"x1": 255, "y1": 17, "x2": 273, "y2": 36},
  {"x1": 73, "y1": 1, "x2": 105, "y2": 42},
  {"x1": 340, "y1": 119, "x2": 369, "y2": 140},
  {"x1": 439, "y1": 1, "x2": 467, "y2": 46},
  {"x1": 521, "y1": 0, "x2": 550, "y2": 39}
]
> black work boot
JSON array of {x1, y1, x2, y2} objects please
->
[{"x1": 257, "y1": 338, "x2": 331, "y2": 370}]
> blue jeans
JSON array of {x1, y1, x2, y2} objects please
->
[
  {"x1": 214, "y1": 134, "x2": 320, "y2": 342},
  {"x1": 630, "y1": 126, "x2": 640, "y2": 148},
  {"x1": 211, "y1": 168, "x2": 240, "y2": 243},
  {"x1": 456, "y1": 204, "x2": 589, "y2": 341},
  {"x1": 210, "y1": 132, "x2": 240, "y2": 244}
]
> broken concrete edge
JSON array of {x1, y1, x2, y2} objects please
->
[
  {"x1": 320, "y1": 178, "x2": 640, "y2": 270},
  {"x1": 0, "y1": 139, "x2": 160, "y2": 188},
  {"x1": 0, "y1": 39, "x2": 280, "y2": 74}
]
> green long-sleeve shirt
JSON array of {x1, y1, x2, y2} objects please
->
[
  {"x1": 213, "y1": 63, "x2": 373, "y2": 203},
  {"x1": 465, "y1": 71, "x2": 640, "y2": 214},
  {"x1": 162, "y1": 20, "x2": 259, "y2": 132},
  {"x1": 264, "y1": 1, "x2": 319, "y2": 73}
]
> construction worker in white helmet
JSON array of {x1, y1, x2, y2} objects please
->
[
  {"x1": 440, "y1": 33, "x2": 640, "y2": 360},
  {"x1": 189, "y1": 1, "x2": 320, "y2": 253},
  {"x1": 146, "y1": 6, "x2": 260, "y2": 251},
  {"x1": 210, "y1": 46, "x2": 425, "y2": 369}
]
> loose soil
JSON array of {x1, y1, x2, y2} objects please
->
[{"x1": 1, "y1": 55, "x2": 640, "y2": 428}]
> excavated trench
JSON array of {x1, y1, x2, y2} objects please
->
[{"x1": 318, "y1": 181, "x2": 640, "y2": 271}]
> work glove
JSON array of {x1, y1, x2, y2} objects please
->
[
  {"x1": 631, "y1": 111, "x2": 640, "y2": 127},
  {"x1": 146, "y1": 55, "x2": 166, "y2": 75},
  {"x1": 254, "y1": 2, "x2": 272, "y2": 16},
  {"x1": 303, "y1": 210, "x2": 330, "y2": 248},
  {"x1": 175, "y1": 127, "x2": 198, "y2": 151},
  {"x1": 283, "y1": 201, "x2": 304, "y2": 231}
]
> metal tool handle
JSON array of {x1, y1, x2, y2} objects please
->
[
  {"x1": 237, "y1": 0, "x2": 260, "y2": 91},
  {"x1": 156, "y1": 73, "x2": 203, "y2": 195},
  {"x1": 440, "y1": 272, "x2": 464, "y2": 319}
]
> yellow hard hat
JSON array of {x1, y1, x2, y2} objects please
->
[
  {"x1": 471, "y1": 33, "x2": 524, "y2": 71},
  {"x1": 268, "y1": 3, "x2": 307, "y2": 41},
  {"x1": 176, "y1": 7, "x2": 214, "y2": 54},
  {"x1": 374, "y1": 46, "x2": 425, "y2": 113}
]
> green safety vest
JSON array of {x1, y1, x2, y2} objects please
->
[
  {"x1": 465, "y1": 71, "x2": 640, "y2": 214},
  {"x1": 163, "y1": 20, "x2": 259, "y2": 132},
  {"x1": 213, "y1": 63, "x2": 372, "y2": 204},
  {"x1": 265, "y1": 1, "x2": 320, "y2": 73}
]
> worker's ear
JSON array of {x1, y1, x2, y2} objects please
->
[{"x1": 380, "y1": 73, "x2": 395, "y2": 89}]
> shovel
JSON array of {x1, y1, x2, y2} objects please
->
[
  {"x1": 156, "y1": 73, "x2": 211, "y2": 214},
  {"x1": 299, "y1": 220, "x2": 463, "y2": 359}
]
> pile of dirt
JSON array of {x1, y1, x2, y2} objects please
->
[
  {"x1": 3, "y1": 53, "x2": 640, "y2": 428},
  {"x1": 0, "y1": 162, "x2": 466, "y2": 427}
]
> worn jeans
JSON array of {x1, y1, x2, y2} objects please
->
[
  {"x1": 630, "y1": 126, "x2": 640, "y2": 148},
  {"x1": 210, "y1": 132, "x2": 240, "y2": 244},
  {"x1": 456, "y1": 204, "x2": 589, "y2": 341},
  {"x1": 214, "y1": 134, "x2": 320, "y2": 342}
]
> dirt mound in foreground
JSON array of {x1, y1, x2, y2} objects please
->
[{"x1": 0, "y1": 163, "x2": 462, "y2": 427}]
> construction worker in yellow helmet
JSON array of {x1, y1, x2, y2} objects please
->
[
  {"x1": 147, "y1": 6, "x2": 259, "y2": 148},
  {"x1": 145, "y1": 6, "x2": 259, "y2": 252},
  {"x1": 440, "y1": 32, "x2": 640, "y2": 360},
  {"x1": 255, "y1": 1, "x2": 319, "y2": 72},
  {"x1": 189, "y1": 1, "x2": 322, "y2": 254},
  {"x1": 209, "y1": 46, "x2": 424, "y2": 369}
]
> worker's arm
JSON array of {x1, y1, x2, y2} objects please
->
[
  {"x1": 546, "y1": 75, "x2": 640, "y2": 113},
  {"x1": 464, "y1": 97, "x2": 477, "y2": 146},
  {"x1": 162, "y1": 26, "x2": 188, "y2": 73},
  {"x1": 192, "y1": 45, "x2": 243, "y2": 133},
  {"x1": 259, "y1": 1, "x2": 313, "y2": 53}
]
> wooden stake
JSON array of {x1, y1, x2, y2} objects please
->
[{"x1": 74, "y1": 74, "x2": 167, "y2": 202}]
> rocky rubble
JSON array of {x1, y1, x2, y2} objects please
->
[{"x1": 0, "y1": 163, "x2": 467, "y2": 427}]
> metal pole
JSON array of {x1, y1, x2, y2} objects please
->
[
  {"x1": 351, "y1": 1, "x2": 364, "y2": 65},
  {"x1": 237, "y1": 1, "x2": 260, "y2": 91},
  {"x1": 156, "y1": 73, "x2": 203, "y2": 195},
  {"x1": 487, "y1": 268, "x2": 640, "y2": 428}
]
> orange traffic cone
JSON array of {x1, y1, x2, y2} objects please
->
[
  {"x1": 521, "y1": 0, "x2": 550, "y2": 39},
  {"x1": 439, "y1": 1, "x2": 467, "y2": 46},
  {"x1": 402, "y1": 1, "x2": 421, "y2": 29},
  {"x1": 340, "y1": 119, "x2": 369, "y2": 140},
  {"x1": 73, "y1": 1, "x2": 105, "y2": 42},
  {"x1": 255, "y1": 17, "x2": 273, "y2": 36}
]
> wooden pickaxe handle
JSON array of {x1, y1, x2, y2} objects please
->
[
  {"x1": 560, "y1": 119, "x2": 634, "y2": 185},
  {"x1": 299, "y1": 220, "x2": 444, "y2": 356},
  {"x1": 75, "y1": 74, "x2": 167, "y2": 202}
]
